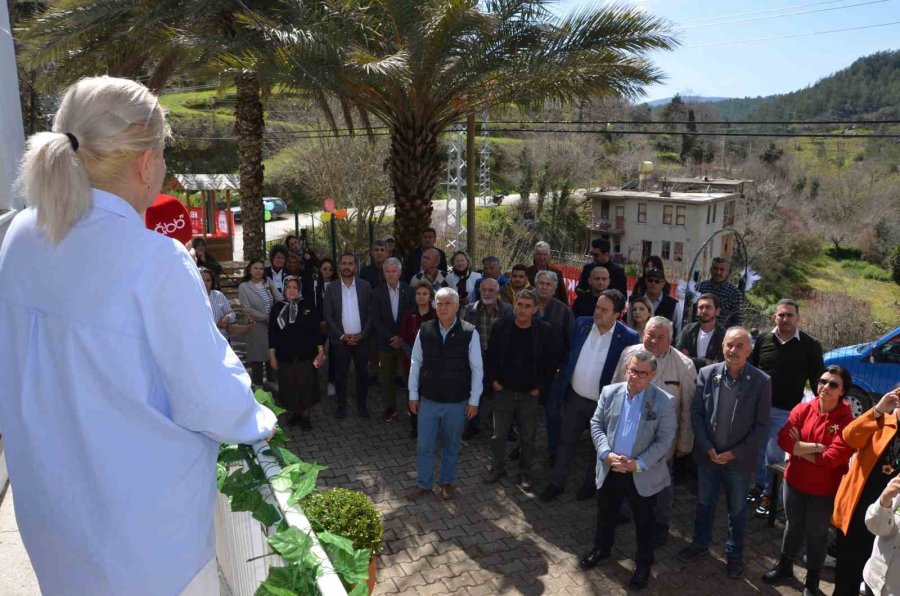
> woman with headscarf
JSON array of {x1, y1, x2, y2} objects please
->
[
  {"x1": 0, "y1": 76, "x2": 275, "y2": 596},
  {"x1": 268, "y1": 276, "x2": 325, "y2": 430},
  {"x1": 832, "y1": 386, "x2": 900, "y2": 595}
]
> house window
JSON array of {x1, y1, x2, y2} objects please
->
[
  {"x1": 706, "y1": 205, "x2": 711, "y2": 224},
  {"x1": 675, "y1": 205, "x2": 686, "y2": 226},
  {"x1": 637, "y1": 203, "x2": 647, "y2": 223},
  {"x1": 661, "y1": 241, "x2": 671, "y2": 260},
  {"x1": 674, "y1": 242, "x2": 684, "y2": 262},
  {"x1": 615, "y1": 205, "x2": 625, "y2": 219},
  {"x1": 712, "y1": 203, "x2": 718, "y2": 223},
  {"x1": 663, "y1": 205, "x2": 673, "y2": 225}
]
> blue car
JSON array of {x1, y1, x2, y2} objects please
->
[{"x1": 823, "y1": 326, "x2": 900, "y2": 416}]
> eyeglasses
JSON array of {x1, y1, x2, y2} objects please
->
[
  {"x1": 817, "y1": 378, "x2": 840, "y2": 389},
  {"x1": 627, "y1": 368, "x2": 651, "y2": 379},
  {"x1": 646, "y1": 278, "x2": 664, "y2": 284}
]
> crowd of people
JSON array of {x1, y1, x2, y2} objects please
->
[{"x1": 218, "y1": 230, "x2": 899, "y2": 594}]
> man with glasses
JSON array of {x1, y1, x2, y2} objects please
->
[
  {"x1": 679, "y1": 327, "x2": 772, "y2": 579},
  {"x1": 747, "y1": 299, "x2": 824, "y2": 518},
  {"x1": 540, "y1": 289, "x2": 640, "y2": 502},
  {"x1": 579, "y1": 351, "x2": 677, "y2": 590},
  {"x1": 577, "y1": 238, "x2": 627, "y2": 297},
  {"x1": 630, "y1": 268, "x2": 677, "y2": 322}
]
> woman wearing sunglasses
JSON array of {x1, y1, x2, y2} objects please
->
[{"x1": 763, "y1": 365, "x2": 855, "y2": 595}]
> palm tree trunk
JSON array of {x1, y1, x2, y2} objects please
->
[
  {"x1": 387, "y1": 120, "x2": 443, "y2": 256},
  {"x1": 235, "y1": 70, "x2": 265, "y2": 261}
]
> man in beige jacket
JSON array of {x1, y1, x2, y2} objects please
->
[{"x1": 613, "y1": 316, "x2": 697, "y2": 546}]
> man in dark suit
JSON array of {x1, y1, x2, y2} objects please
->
[
  {"x1": 678, "y1": 327, "x2": 772, "y2": 580},
  {"x1": 630, "y1": 268, "x2": 677, "y2": 322},
  {"x1": 579, "y1": 351, "x2": 677, "y2": 590},
  {"x1": 402, "y1": 227, "x2": 448, "y2": 282},
  {"x1": 359, "y1": 239, "x2": 388, "y2": 289},
  {"x1": 676, "y1": 293, "x2": 726, "y2": 371},
  {"x1": 540, "y1": 289, "x2": 641, "y2": 502},
  {"x1": 577, "y1": 238, "x2": 627, "y2": 297},
  {"x1": 370, "y1": 257, "x2": 414, "y2": 422},
  {"x1": 323, "y1": 253, "x2": 373, "y2": 419}
]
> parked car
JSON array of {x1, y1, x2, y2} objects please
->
[
  {"x1": 824, "y1": 325, "x2": 900, "y2": 417},
  {"x1": 230, "y1": 197, "x2": 288, "y2": 223}
]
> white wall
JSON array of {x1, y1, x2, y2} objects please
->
[{"x1": 1, "y1": 3, "x2": 25, "y2": 210}]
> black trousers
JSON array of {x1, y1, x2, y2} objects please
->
[
  {"x1": 595, "y1": 471, "x2": 658, "y2": 569},
  {"x1": 332, "y1": 341, "x2": 370, "y2": 408},
  {"x1": 834, "y1": 467, "x2": 891, "y2": 596},
  {"x1": 549, "y1": 389, "x2": 599, "y2": 490}
]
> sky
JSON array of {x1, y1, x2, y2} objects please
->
[{"x1": 552, "y1": 0, "x2": 900, "y2": 102}]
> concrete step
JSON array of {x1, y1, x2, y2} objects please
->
[{"x1": 0, "y1": 487, "x2": 40, "y2": 596}]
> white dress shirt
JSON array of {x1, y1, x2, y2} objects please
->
[
  {"x1": 571, "y1": 323, "x2": 615, "y2": 400},
  {"x1": 388, "y1": 283, "x2": 400, "y2": 322},
  {"x1": 0, "y1": 189, "x2": 276, "y2": 596},
  {"x1": 340, "y1": 278, "x2": 363, "y2": 335},
  {"x1": 697, "y1": 327, "x2": 714, "y2": 359}
]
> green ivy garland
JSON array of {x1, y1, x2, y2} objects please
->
[{"x1": 216, "y1": 390, "x2": 374, "y2": 596}]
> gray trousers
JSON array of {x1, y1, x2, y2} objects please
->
[
  {"x1": 782, "y1": 480, "x2": 834, "y2": 571},
  {"x1": 654, "y1": 459, "x2": 676, "y2": 526},
  {"x1": 549, "y1": 389, "x2": 599, "y2": 489},
  {"x1": 491, "y1": 389, "x2": 540, "y2": 473}
]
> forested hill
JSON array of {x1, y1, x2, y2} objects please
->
[{"x1": 700, "y1": 50, "x2": 900, "y2": 122}]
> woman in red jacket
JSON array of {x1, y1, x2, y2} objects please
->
[
  {"x1": 762, "y1": 365, "x2": 855, "y2": 595},
  {"x1": 398, "y1": 281, "x2": 435, "y2": 440}
]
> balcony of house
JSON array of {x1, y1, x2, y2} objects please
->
[{"x1": 591, "y1": 215, "x2": 626, "y2": 236}]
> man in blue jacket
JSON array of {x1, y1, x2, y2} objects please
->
[
  {"x1": 678, "y1": 327, "x2": 772, "y2": 580},
  {"x1": 540, "y1": 289, "x2": 640, "y2": 502}
]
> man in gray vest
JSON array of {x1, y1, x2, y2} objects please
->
[{"x1": 407, "y1": 287, "x2": 484, "y2": 501}]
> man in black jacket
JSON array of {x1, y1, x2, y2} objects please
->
[
  {"x1": 630, "y1": 268, "x2": 677, "y2": 322},
  {"x1": 483, "y1": 289, "x2": 562, "y2": 492},
  {"x1": 370, "y1": 257, "x2": 415, "y2": 422},
  {"x1": 676, "y1": 293, "x2": 726, "y2": 371},
  {"x1": 577, "y1": 238, "x2": 627, "y2": 297}
]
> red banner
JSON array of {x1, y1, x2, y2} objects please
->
[{"x1": 188, "y1": 207, "x2": 233, "y2": 238}]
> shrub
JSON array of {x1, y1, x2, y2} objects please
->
[
  {"x1": 839, "y1": 260, "x2": 892, "y2": 281},
  {"x1": 303, "y1": 488, "x2": 384, "y2": 554},
  {"x1": 802, "y1": 292, "x2": 881, "y2": 351},
  {"x1": 891, "y1": 245, "x2": 900, "y2": 285}
]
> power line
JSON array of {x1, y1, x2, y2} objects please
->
[
  {"x1": 685, "y1": 19, "x2": 900, "y2": 47},
  {"x1": 485, "y1": 119, "x2": 900, "y2": 125},
  {"x1": 677, "y1": 0, "x2": 857, "y2": 25},
  {"x1": 674, "y1": 0, "x2": 889, "y2": 31}
]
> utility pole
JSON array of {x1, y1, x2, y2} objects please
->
[{"x1": 466, "y1": 113, "x2": 476, "y2": 260}]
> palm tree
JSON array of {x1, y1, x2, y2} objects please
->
[
  {"x1": 241, "y1": 0, "x2": 678, "y2": 255},
  {"x1": 17, "y1": 0, "x2": 275, "y2": 260}
]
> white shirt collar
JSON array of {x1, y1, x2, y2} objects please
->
[
  {"x1": 342, "y1": 277, "x2": 356, "y2": 289},
  {"x1": 592, "y1": 323, "x2": 616, "y2": 338},
  {"x1": 771, "y1": 326, "x2": 800, "y2": 344},
  {"x1": 92, "y1": 188, "x2": 143, "y2": 226}
]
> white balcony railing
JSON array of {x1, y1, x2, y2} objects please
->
[{"x1": 215, "y1": 441, "x2": 347, "y2": 596}]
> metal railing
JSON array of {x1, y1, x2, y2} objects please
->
[{"x1": 215, "y1": 441, "x2": 347, "y2": 596}]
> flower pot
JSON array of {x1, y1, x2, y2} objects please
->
[{"x1": 367, "y1": 555, "x2": 377, "y2": 594}]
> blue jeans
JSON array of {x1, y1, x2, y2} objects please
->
[
  {"x1": 416, "y1": 398, "x2": 467, "y2": 489},
  {"x1": 544, "y1": 375, "x2": 568, "y2": 456},
  {"x1": 692, "y1": 461, "x2": 751, "y2": 559},
  {"x1": 755, "y1": 407, "x2": 790, "y2": 495}
]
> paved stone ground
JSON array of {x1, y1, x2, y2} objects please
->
[{"x1": 283, "y1": 373, "x2": 837, "y2": 596}]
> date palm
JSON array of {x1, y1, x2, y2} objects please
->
[
  {"x1": 17, "y1": 0, "x2": 277, "y2": 260},
  {"x1": 240, "y1": 0, "x2": 678, "y2": 255}
]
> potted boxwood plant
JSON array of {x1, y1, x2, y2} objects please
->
[{"x1": 303, "y1": 488, "x2": 384, "y2": 594}]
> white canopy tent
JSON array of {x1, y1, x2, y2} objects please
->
[{"x1": 1, "y1": 2, "x2": 25, "y2": 211}]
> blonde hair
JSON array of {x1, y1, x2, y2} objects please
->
[{"x1": 16, "y1": 76, "x2": 170, "y2": 243}]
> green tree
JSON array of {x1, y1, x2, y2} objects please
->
[
  {"x1": 759, "y1": 142, "x2": 784, "y2": 166},
  {"x1": 246, "y1": 0, "x2": 677, "y2": 254},
  {"x1": 890, "y1": 245, "x2": 900, "y2": 285},
  {"x1": 18, "y1": 0, "x2": 275, "y2": 260}
]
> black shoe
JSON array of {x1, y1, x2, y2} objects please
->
[
  {"x1": 484, "y1": 467, "x2": 506, "y2": 483},
  {"x1": 462, "y1": 427, "x2": 478, "y2": 441},
  {"x1": 519, "y1": 473, "x2": 533, "y2": 493},
  {"x1": 298, "y1": 417, "x2": 312, "y2": 431},
  {"x1": 746, "y1": 484, "x2": 763, "y2": 503},
  {"x1": 762, "y1": 555, "x2": 794, "y2": 584},
  {"x1": 358, "y1": 405, "x2": 370, "y2": 419},
  {"x1": 539, "y1": 484, "x2": 564, "y2": 503},
  {"x1": 578, "y1": 549, "x2": 610, "y2": 569},
  {"x1": 655, "y1": 524, "x2": 669, "y2": 547},
  {"x1": 335, "y1": 405, "x2": 346, "y2": 420},
  {"x1": 509, "y1": 446, "x2": 521, "y2": 461},
  {"x1": 381, "y1": 407, "x2": 397, "y2": 422},
  {"x1": 754, "y1": 495, "x2": 773, "y2": 518},
  {"x1": 576, "y1": 482, "x2": 596, "y2": 501},
  {"x1": 678, "y1": 544, "x2": 709, "y2": 562},
  {"x1": 628, "y1": 567, "x2": 651, "y2": 590},
  {"x1": 726, "y1": 557, "x2": 744, "y2": 579}
]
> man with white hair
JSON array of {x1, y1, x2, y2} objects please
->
[
  {"x1": 407, "y1": 288, "x2": 483, "y2": 501},
  {"x1": 613, "y1": 316, "x2": 697, "y2": 546},
  {"x1": 371, "y1": 257, "x2": 415, "y2": 422},
  {"x1": 526, "y1": 240, "x2": 568, "y2": 303}
]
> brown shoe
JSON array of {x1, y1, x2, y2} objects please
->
[
  {"x1": 440, "y1": 484, "x2": 456, "y2": 500},
  {"x1": 407, "y1": 487, "x2": 431, "y2": 501}
]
